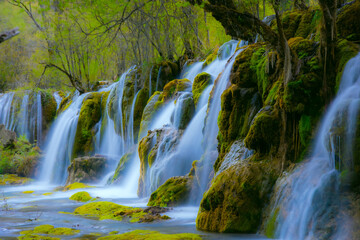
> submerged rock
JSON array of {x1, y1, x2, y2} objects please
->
[
  {"x1": 0, "y1": 174, "x2": 31, "y2": 185},
  {"x1": 56, "y1": 182, "x2": 94, "y2": 191},
  {"x1": 66, "y1": 156, "x2": 107, "y2": 185},
  {"x1": 98, "y1": 230, "x2": 202, "y2": 240},
  {"x1": 110, "y1": 149, "x2": 136, "y2": 184}
]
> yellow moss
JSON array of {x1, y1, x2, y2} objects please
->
[
  {"x1": 19, "y1": 224, "x2": 79, "y2": 239},
  {"x1": 0, "y1": 174, "x2": 31, "y2": 185},
  {"x1": 42, "y1": 192, "x2": 53, "y2": 196},
  {"x1": 63, "y1": 182, "x2": 94, "y2": 191},
  {"x1": 71, "y1": 201, "x2": 170, "y2": 223},
  {"x1": 22, "y1": 191, "x2": 34, "y2": 194},
  {"x1": 98, "y1": 230, "x2": 202, "y2": 240},
  {"x1": 69, "y1": 191, "x2": 93, "y2": 202}
]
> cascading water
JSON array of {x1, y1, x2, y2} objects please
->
[
  {"x1": 39, "y1": 92, "x2": 87, "y2": 184},
  {"x1": 155, "y1": 66, "x2": 162, "y2": 92},
  {"x1": 53, "y1": 92, "x2": 63, "y2": 110},
  {"x1": 0, "y1": 91, "x2": 43, "y2": 144},
  {"x1": 272, "y1": 53, "x2": 360, "y2": 239},
  {"x1": 126, "y1": 90, "x2": 140, "y2": 147}
]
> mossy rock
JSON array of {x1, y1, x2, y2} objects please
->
[
  {"x1": 22, "y1": 190, "x2": 34, "y2": 194},
  {"x1": 288, "y1": 37, "x2": 316, "y2": 59},
  {"x1": 72, "y1": 201, "x2": 170, "y2": 223},
  {"x1": 196, "y1": 158, "x2": 278, "y2": 233},
  {"x1": 162, "y1": 79, "x2": 192, "y2": 101},
  {"x1": 69, "y1": 191, "x2": 93, "y2": 202},
  {"x1": 0, "y1": 174, "x2": 31, "y2": 185},
  {"x1": 244, "y1": 107, "x2": 280, "y2": 154},
  {"x1": 203, "y1": 48, "x2": 219, "y2": 67},
  {"x1": 148, "y1": 176, "x2": 192, "y2": 207},
  {"x1": 192, "y1": 73, "x2": 212, "y2": 107},
  {"x1": 66, "y1": 156, "x2": 107, "y2": 185},
  {"x1": 138, "y1": 93, "x2": 161, "y2": 138},
  {"x1": 73, "y1": 92, "x2": 103, "y2": 156},
  {"x1": 174, "y1": 92, "x2": 195, "y2": 129},
  {"x1": 337, "y1": 1, "x2": 360, "y2": 42},
  {"x1": 57, "y1": 92, "x2": 74, "y2": 114},
  {"x1": 40, "y1": 90, "x2": 57, "y2": 131},
  {"x1": 61, "y1": 182, "x2": 94, "y2": 191},
  {"x1": 216, "y1": 86, "x2": 261, "y2": 172},
  {"x1": 133, "y1": 88, "x2": 150, "y2": 142},
  {"x1": 98, "y1": 230, "x2": 202, "y2": 240},
  {"x1": 19, "y1": 224, "x2": 79, "y2": 239},
  {"x1": 111, "y1": 149, "x2": 136, "y2": 184}
]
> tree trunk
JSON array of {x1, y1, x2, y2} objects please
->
[{"x1": 0, "y1": 28, "x2": 20, "y2": 44}]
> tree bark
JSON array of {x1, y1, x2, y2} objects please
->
[{"x1": 0, "y1": 28, "x2": 20, "y2": 44}]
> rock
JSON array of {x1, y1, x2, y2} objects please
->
[
  {"x1": 196, "y1": 157, "x2": 278, "y2": 233},
  {"x1": 110, "y1": 149, "x2": 136, "y2": 184},
  {"x1": 192, "y1": 72, "x2": 212, "y2": 107},
  {"x1": 138, "y1": 127, "x2": 183, "y2": 197},
  {"x1": 19, "y1": 224, "x2": 80, "y2": 239},
  {"x1": 148, "y1": 176, "x2": 192, "y2": 207},
  {"x1": 71, "y1": 201, "x2": 171, "y2": 223},
  {"x1": 337, "y1": 1, "x2": 360, "y2": 42},
  {"x1": 66, "y1": 156, "x2": 107, "y2": 185},
  {"x1": 69, "y1": 191, "x2": 93, "y2": 202},
  {"x1": 0, "y1": 124, "x2": 16, "y2": 147},
  {"x1": 0, "y1": 174, "x2": 31, "y2": 185}
]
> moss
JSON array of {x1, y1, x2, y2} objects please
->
[
  {"x1": 62, "y1": 182, "x2": 94, "y2": 191},
  {"x1": 203, "y1": 48, "x2": 219, "y2": 67},
  {"x1": 337, "y1": 1, "x2": 360, "y2": 42},
  {"x1": 73, "y1": 92, "x2": 103, "y2": 156},
  {"x1": 230, "y1": 43, "x2": 263, "y2": 88},
  {"x1": 133, "y1": 88, "x2": 150, "y2": 142},
  {"x1": 264, "y1": 207, "x2": 279, "y2": 238},
  {"x1": 69, "y1": 191, "x2": 93, "y2": 202},
  {"x1": 288, "y1": 37, "x2": 315, "y2": 59},
  {"x1": 138, "y1": 93, "x2": 161, "y2": 138},
  {"x1": 162, "y1": 79, "x2": 192, "y2": 101},
  {"x1": 0, "y1": 174, "x2": 31, "y2": 185},
  {"x1": 43, "y1": 192, "x2": 53, "y2": 196},
  {"x1": 148, "y1": 176, "x2": 191, "y2": 207},
  {"x1": 196, "y1": 158, "x2": 278, "y2": 233},
  {"x1": 244, "y1": 108, "x2": 280, "y2": 154},
  {"x1": 111, "y1": 150, "x2": 135, "y2": 184},
  {"x1": 40, "y1": 90, "x2": 57, "y2": 131},
  {"x1": 335, "y1": 39, "x2": 360, "y2": 91},
  {"x1": 19, "y1": 224, "x2": 79, "y2": 239},
  {"x1": 192, "y1": 73, "x2": 211, "y2": 107},
  {"x1": 22, "y1": 191, "x2": 34, "y2": 194},
  {"x1": 299, "y1": 115, "x2": 312, "y2": 147},
  {"x1": 216, "y1": 86, "x2": 261, "y2": 171},
  {"x1": 71, "y1": 201, "x2": 169, "y2": 223},
  {"x1": 295, "y1": 9, "x2": 321, "y2": 39},
  {"x1": 98, "y1": 230, "x2": 202, "y2": 240}
]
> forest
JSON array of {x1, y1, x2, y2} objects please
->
[{"x1": 0, "y1": 0, "x2": 360, "y2": 239}]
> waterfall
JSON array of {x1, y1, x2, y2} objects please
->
[
  {"x1": 53, "y1": 92, "x2": 63, "y2": 110},
  {"x1": 155, "y1": 66, "x2": 162, "y2": 92},
  {"x1": 0, "y1": 91, "x2": 43, "y2": 144},
  {"x1": 273, "y1": 53, "x2": 360, "y2": 239},
  {"x1": 126, "y1": 90, "x2": 140, "y2": 147},
  {"x1": 0, "y1": 92, "x2": 15, "y2": 129},
  {"x1": 39, "y1": 92, "x2": 87, "y2": 184},
  {"x1": 149, "y1": 66, "x2": 153, "y2": 98}
]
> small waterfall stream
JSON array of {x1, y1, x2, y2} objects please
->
[{"x1": 273, "y1": 53, "x2": 360, "y2": 239}]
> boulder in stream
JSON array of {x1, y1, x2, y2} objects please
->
[{"x1": 66, "y1": 156, "x2": 107, "y2": 185}]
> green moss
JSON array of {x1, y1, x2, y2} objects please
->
[
  {"x1": 71, "y1": 201, "x2": 169, "y2": 223},
  {"x1": 73, "y1": 92, "x2": 103, "y2": 156},
  {"x1": 244, "y1": 108, "x2": 280, "y2": 154},
  {"x1": 299, "y1": 115, "x2": 312, "y2": 147},
  {"x1": 40, "y1": 90, "x2": 57, "y2": 130},
  {"x1": 18, "y1": 224, "x2": 79, "y2": 239},
  {"x1": 295, "y1": 9, "x2": 321, "y2": 39},
  {"x1": 192, "y1": 73, "x2": 211, "y2": 107},
  {"x1": 133, "y1": 88, "x2": 150, "y2": 142},
  {"x1": 288, "y1": 37, "x2": 315, "y2": 59},
  {"x1": 0, "y1": 174, "x2": 31, "y2": 185},
  {"x1": 162, "y1": 79, "x2": 192, "y2": 101},
  {"x1": 63, "y1": 182, "x2": 94, "y2": 191},
  {"x1": 98, "y1": 230, "x2": 202, "y2": 240},
  {"x1": 69, "y1": 191, "x2": 93, "y2": 202},
  {"x1": 203, "y1": 48, "x2": 218, "y2": 67},
  {"x1": 337, "y1": 1, "x2": 360, "y2": 42},
  {"x1": 148, "y1": 176, "x2": 191, "y2": 207},
  {"x1": 265, "y1": 208, "x2": 279, "y2": 238},
  {"x1": 335, "y1": 39, "x2": 360, "y2": 91},
  {"x1": 197, "y1": 158, "x2": 278, "y2": 233},
  {"x1": 138, "y1": 92, "x2": 161, "y2": 138},
  {"x1": 111, "y1": 150, "x2": 135, "y2": 183}
]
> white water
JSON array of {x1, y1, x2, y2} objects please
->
[
  {"x1": 156, "y1": 66, "x2": 162, "y2": 91},
  {"x1": 0, "y1": 92, "x2": 15, "y2": 129},
  {"x1": 274, "y1": 53, "x2": 360, "y2": 239},
  {"x1": 53, "y1": 91, "x2": 63, "y2": 110},
  {"x1": 39, "y1": 92, "x2": 87, "y2": 184}
]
